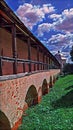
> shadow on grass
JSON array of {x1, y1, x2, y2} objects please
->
[
  {"x1": 65, "y1": 85, "x2": 73, "y2": 90},
  {"x1": 52, "y1": 89, "x2": 73, "y2": 109}
]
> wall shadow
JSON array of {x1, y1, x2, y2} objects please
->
[
  {"x1": 53, "y1": 75, "x2": 56, "y2": 84},
  {"x1": 65, "y1": 85, "x2": 73, "y2": 91},
  {"x1": 51, "y1": 89, "x2": 73, "y2": 109},
  {"x1": 0, "y1": 111, "x2": 11, "y2": 130},
  {"x1": 49, "y1": 76, "x2": 53, "y2": 88}
]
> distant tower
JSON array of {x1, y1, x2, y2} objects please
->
[
  {"x1": 55, "y1": 51, "x2": 62, "y2": 64},
  {"x1": 55, "y1": 51, "x2": 66, "y2": 68}
]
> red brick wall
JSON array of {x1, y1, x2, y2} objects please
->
[
  {"x1": 31, "y1": 47, "x2": 37, "y2": 61},
  {"x1": 0, "y1": 69, "x2": 60, "y2": 130},
  {"x1": 39, "y1": 51, "x2": 43, "y2": 62},
  {"x1": 0, "y1": 28, "x2": 12, "y2": 57},
  {"x1": 0, "y1": 29, "x2": 13, "y2": 74},
  {"x1": 0, "y1": 28, "x2": 49, "y2": 75},
  {"x1": 2, "y1": 61, "x2": 13, "y2": 75},
  {"x1": 17, "y1": 38, "x2": 28, "y2": 59},
  {"x1": 17, "y1": 63, "x2": 23, "y2": 73}
]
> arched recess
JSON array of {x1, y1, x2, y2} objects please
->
[
  {"x1": 0, "y1": 111, "x2": 11, "y2": 130},
  {"x1": 49, "y1": 76, "x2": 53, "y2": 88},
  {"x1": 25, "y1": 85, "x2": 38, "y2": 107},
  {"x1": 53, "y1": 75, "x2": 56, "y2": 84},
  {"x1": 42, "y1": 79, "x2": 48, "y2": 95}
]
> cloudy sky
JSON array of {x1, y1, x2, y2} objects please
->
[{"x1": 5, "y1": 0, "x2": 73, "y2": 58}]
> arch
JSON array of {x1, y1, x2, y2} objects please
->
[
  {"x1": 42, "y1": 79, "x2": 48, "y2": 95},
  {"x1": 53, "y1": 75, "x2": 56, "y2": 84},
  {"x1": 49, "y1": 76, "x2": 53, "y2": 88},
  {"x1": 25, "y1": 85, "x2": 38, "y2": 107},
  {"x1": 0, "y1": 111, "x2": 11, "y2": 130}
]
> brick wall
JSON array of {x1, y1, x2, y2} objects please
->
[
  {"x1": 0, "y1": 28, "x2": 47, "y2": 75},
  {"x1": 0, "y1": 69, "x2": 60, "y2": 130},
  {"x1": 0, "y1": 29, "x2": 12, "y2": 57}
]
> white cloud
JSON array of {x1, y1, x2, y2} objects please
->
[
  {"x1": 46, "y1": 33, "x2": 73, "y2": 57},
  {"x1": 62, "y1": 8, "x2": 73, "y2": 17},
  {"x1": 38, "y1": 23, "x2": 53, "y2": 36},
  {"x1": 16, "y1": 3, "x2": 73, "y2": 58},
  {"x1": 16, "y1": 3, "x2": 55, "y2": 30},
  {"x1": 49, "y1": 14, "x2": 61, "y2": 21},
  {"x1": 48, "y1": 33, "x2": 66, "y2": 43},
  {"x1": 54, "y1": 8, "x2": 73, "y2": 33},
  {"x1": 48, "y1": 33, "x2": 73, "y2": 45},
  {"x1": 42, "y1": 4, "x2": 55, "y2": 14},
  {"x1": 37, "y1": 8, "x2": 73, "y2": 38}
]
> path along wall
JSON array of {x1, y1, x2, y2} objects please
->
[{"x1": 0, "y1": 69, "x2": 60, "y2": 130}]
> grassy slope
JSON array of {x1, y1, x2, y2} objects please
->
[{"x1": 18, "y1": 75, "x2": 73, "y2": 130}]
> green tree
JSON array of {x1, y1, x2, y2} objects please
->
[{"x1": 70, "y1": 46, "x2": 73, "y2": 61}]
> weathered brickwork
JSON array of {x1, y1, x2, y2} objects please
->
[{"x1": 0, "y1": 69, "x2": 60, "y2": 130}]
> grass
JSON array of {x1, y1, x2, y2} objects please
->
[{"x1": 18, "y1": 74, "x2": 73, "y2": 130}]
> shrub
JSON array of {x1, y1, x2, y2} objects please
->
[
  {"x1": 63, "y1": 63, "x2": 73, "y2": 74},
  {"x1": 70, "y1": 46, "x2": 73, "y2": 61}
]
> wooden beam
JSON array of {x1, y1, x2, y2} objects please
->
[
  {"x1": 23, "y1": 63, "x2": 25, "y2": 73},
  {"x1": 12, "y1": 24, "x2": 17, "y2": 74},
  {"x1": 0, "y1": 14, "x2": 3, "y2": 28},
  {"x1": 34, "y1": 63, "x2": 36, "y2": 71},
  {"x1": 0, "y1": 57, "x2": 2, "y2": 76},
  {"x1": 37, "y1": 46, "x2": 39, "y2": 70},
  {"x1": 43, "y1": 53, "x2": 45, "y2": 70},
  {"x1": 0, "y1": 23, "x2": 12, "y2": 28},
  {"x1": 0, "y1": 15, "x2": 3, "y2": 75},
  {"x1": 46, "y1": 55, "x2": 48, "y2": 70},
  {"x1": 27, "y1": 37, "x2": 31, "y2": 72}
]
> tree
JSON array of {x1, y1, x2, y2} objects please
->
[
  {"x1": 70, "y1": 46, "x2": 73, "y2": 61},
  {"x1": 63, "y1": 63, "x2": 73, "y2": 75}
]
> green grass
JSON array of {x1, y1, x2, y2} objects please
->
[{"x1": 18, "y1": 75, "x2": 73, "y2": 130}]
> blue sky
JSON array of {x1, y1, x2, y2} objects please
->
[{"x1": 5, "y1": 0, "x2": 73, "y2": 58}]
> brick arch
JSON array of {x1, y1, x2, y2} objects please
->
[
  {"x1": 38, "y1": 87, "x2": 42, "y2": 103},
  {"x1": 53, "y1": 75, "x2": 56, "y2": 84},
  {"x1": 25, "y1": 85, "x2": 38, "y2": 107},
  {"x1": 0, "y1": 110, "x2": 11, "y2": 130},
  {"x1": 49, "y1": 76, "x2": 53, "y2": 88},
  {"x1": 42, "y1": 79, "x2": 48, "y2": 95}
]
